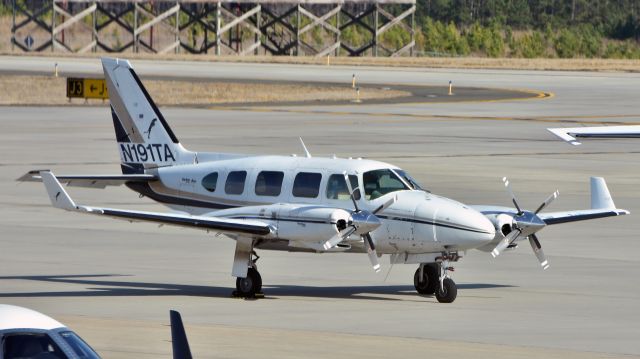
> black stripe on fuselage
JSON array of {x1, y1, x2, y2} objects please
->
[
  {"x1": 377, "y1": 215, "x2": 492, "y2": 234},
  {"x1": 126, "y1": 184, "x2": 491, "y2": 234},
  {"x1": 126, "y1": 182, "x2": 235, "y2": 209}
]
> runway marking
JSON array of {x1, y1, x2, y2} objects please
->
[{"x1": 209, "y1": 106, "x2": 640, "y2": 126}]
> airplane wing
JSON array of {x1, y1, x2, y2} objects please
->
[
  {"x1": 547, "y1": 125, "x2": 640, "y2": 145},
  {"x1": 538, "y1": 177, "x2": 629, "y2": 224},
  {"x1": 18, "y1": 170, "x2": 157, "y2": 188},
  {"x1": 475, "y1": 177, "x2": 629, "y2": 225},
  {"x1": 40, "y1": 171, "x2": 272, "y2": 237},
  {"x1": 538, "y1": 208, "x2": 629, "y2": 225}
]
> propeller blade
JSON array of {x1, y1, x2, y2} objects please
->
[
  {"x1": 372, "y1": 195, "x2": 397, "y2": 215},
  {"x1": 364, "y1": 232, "x2": 376, "y2": 251},
  {"x1": 491, "y1": 229, "x2": 521, "y2": 258},
  {"x1": 534, "y1": 190, "x2": 559, "y2": 214},
  {"x1": 502, "y1": 177, "x2": 523, "y2": 215},
  {"x1": 363, "y1": 233, "x2": 381, "y2": 272},
  {"x1": 343, "y1": 172, "x2": 359, "y2": 212},
  {"x1": 529, "y1": 234, "x2": 549, "y2": 270},
  {"x1": 368, "y1": 249, "x2": 381, "y2": 272},
  {"x1": 321, "y1": 227, "x2": 356, "y2": 250}
]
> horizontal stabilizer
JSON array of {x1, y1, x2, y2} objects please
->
[
  {"x1": 39, "y1": 171, "x2": 273, "y2": 237},
  {"x1": 18, "y1": 170, "x2": 156, "y2": 188}
]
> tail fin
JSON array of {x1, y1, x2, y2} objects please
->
[
  {"x1": 40, "y1": 171, "x2": 77, "y2": 211},
  {"x1": 102, "y1": 58, "x2": 194, "y2": 174},
  {"x1": 170, "y1": 310, "x2": 193, "y2": 359},
  {"x1": 590, "y1": 177, "x2": 616, "y2": 210}
]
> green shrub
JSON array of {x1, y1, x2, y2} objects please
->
[
  {"x1": 555, "y1": 29, "x2": 580, "y2": 58},
  {"x1": 515, "y1": 31, "x2": 545, "y2": 58}
]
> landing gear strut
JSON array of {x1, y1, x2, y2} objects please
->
[{"x1": 234, "y1": 250, "x2": 263, "y2": 298}]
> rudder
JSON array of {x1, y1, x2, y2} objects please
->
[{"x1": 102, "y1": 58, "x2": 194, "y2": 173}]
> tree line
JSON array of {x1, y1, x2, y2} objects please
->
[{"x1": 413, "y1": 0, "x2": 640, "y2": 58}]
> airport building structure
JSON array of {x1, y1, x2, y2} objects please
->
[{"x1": 10, "y1": 0, "x2": 415, "y2": 57}]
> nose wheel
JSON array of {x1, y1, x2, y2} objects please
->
[
  {"x1": 435, "y1": 277, "x2": 457, "y2": 303},
  {"x1": 414, "y1": 264, "x2": 438, "y2": 295},
  {"x1": 414, "y1": 260, "x2": 458, "y2": 303}
]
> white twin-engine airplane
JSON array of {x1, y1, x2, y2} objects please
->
[{"x1": 21, "y1": 58, "x2": 629, "y2": 303}]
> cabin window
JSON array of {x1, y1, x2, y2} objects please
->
[
  {"x1": 363, "y1": 169, "x2": 409, "y2": 200},
  {"x1": 326, "y1": 174, "x2": 360, "y2": 200},
  {"x1": 292, "y1": 172, "x2": 322, "y2": 198},
  {"x1": 255, "y1": 171, "x2": 284, "y2": 196},
  {"x1": 3, "y1": 333, "x2": 67, "y2": 359},
  {"x1": 225, "y1": 171, "x2": 247, "y2": 195},
  {"x1": 201, "y1": 172, "x2": 218, "y2": 192}
]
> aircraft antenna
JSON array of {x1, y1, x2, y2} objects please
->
[{"x1": 299, "y1": 137, "x2": 312, "y2": 158}]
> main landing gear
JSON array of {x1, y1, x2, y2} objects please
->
[
  {"x1": 413, "y1": 259, "x2": 458, "y2": 303},
  {"x1": 233, "y1": 250, "x2": 264, "y2": 298},
  {"x1": 235, "y1": 267, "x2": 262, "y2": 298}
]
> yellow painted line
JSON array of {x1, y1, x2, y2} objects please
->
[{"x1": 212, "y1": 84, "x2": 552, "y2": 108}]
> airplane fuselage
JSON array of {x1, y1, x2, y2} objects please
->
[{"x1": 131, "y1": 154, "x2": 496, "y2": 255}]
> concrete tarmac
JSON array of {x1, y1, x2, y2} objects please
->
[{"x1": 0, "y1": 58, "x2": 639, "y2": 358}]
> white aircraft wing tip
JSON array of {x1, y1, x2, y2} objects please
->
[
  {"x1": 590, "y1": 177, "x2": 616, "y2": 210},
  {"x1": 547, "y1": 128, "x2": 579, "y2": 144},
  {"x1": 39, "y1": 171, "x2": 77, "y2": 211}
]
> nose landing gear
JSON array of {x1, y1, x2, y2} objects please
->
[
  {"x1": 414, "y1": 263, "x2": 438, "y2": 295},
  {"x1": 414, "y1": 254, "x2": 458, "y2": 303}
]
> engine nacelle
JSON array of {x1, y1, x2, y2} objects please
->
[
  {"x1": 276, "y1": 205, "x2": 351, "y2": 243},
  {"x1": 210, "y1": 203, "x2": 351, "y2": 244},
  {"x1": 476, "y1": 213, "x2": 514, "y2": 252}
]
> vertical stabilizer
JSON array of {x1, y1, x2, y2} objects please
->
[
  {"x1": 102, "y1": 58, "x2": 194, "y2": 173},
  {"x1": 590, "y1": 177, "x2": 615, "y2": 210},
  {"x1": 170, "y1": 310, "x2": 193, "y2": 359}
]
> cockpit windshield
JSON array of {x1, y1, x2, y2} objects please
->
[
  {"x1": 363, "y1": 169, "x2": 410, "y2": 200},
  {"x1": 394, "y1": 169, "x2": 424, "y2": 191}
]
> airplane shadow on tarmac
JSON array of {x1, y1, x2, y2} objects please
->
[{"x1": 0, "y1": 274, "x2": 516, "y2": 302}]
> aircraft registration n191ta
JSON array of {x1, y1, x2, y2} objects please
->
[{"x1": 20, "y1": 58, "x2": 630, "y2": 303}]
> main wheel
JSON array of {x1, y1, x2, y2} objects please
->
[
  {"x1": 435, "y1": 277, "x2": 457, "y2": 303},
  {"x1": 413, "y1": 265, "x2": 438, "y2": 295},
  {"x1": 235, "y1": 267, "x2": 262, "y2": 297}
]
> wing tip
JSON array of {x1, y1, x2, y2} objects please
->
[{"x1": 548, "y1": 128, "x2": 580, "y2": 145}]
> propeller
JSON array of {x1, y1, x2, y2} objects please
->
[
  {"x1": 319, "y1": 172, "x2": 395, "y2": 272},
  {"x1": 491, "y1": 177, "x2": 558, "y2": 270}
]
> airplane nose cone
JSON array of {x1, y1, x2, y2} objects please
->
[
  {"x1": 418, "y1": 196, "x2": 495, "y2": 249},
  {"x1": 463, "y1": 209, "x2": 496, "y2": 243}
]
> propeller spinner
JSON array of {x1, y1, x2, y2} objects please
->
[
  {"x1": 491, "y1": 177, "x2": 558, "y2": 270},
  {"x1": 320, "y1": 172, "x2": 395, "y2": 273}
]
